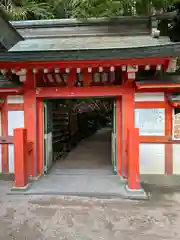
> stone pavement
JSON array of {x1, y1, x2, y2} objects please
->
[
  {"x1": 10, "y1": 128, "x2": 146, "y2": 199},
  {"x1": 10, "y1": 172, "x2": 146, "y2": 199}
]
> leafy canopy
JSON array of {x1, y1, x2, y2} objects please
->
[{"x1": 0, "y1": 0, "x2": 179, "y2": 20}]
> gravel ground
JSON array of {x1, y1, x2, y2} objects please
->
[{"x1": 1, "y1": 181, "x2": 180, "y2": 240}]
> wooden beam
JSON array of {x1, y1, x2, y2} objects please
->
[
  {"x1": 169, "y1": 102, "x2": 180, "y2": 107},
  {"x1": 136, "y1": 83, "x2": 180, "y2": 89},
  {"x1": 83, "y1": 69, "x2": 90, "y2": 87},
  {"x1": 36, "y1": 86, "x2": 131, "y2": 98},
  {"x1": 135, "y1": 101, "x2": 166, "y2": 108},
  {"x1": 136, "y1": 88, "x2": 177, "y2": 93},
  {"x1": 7, "y1": 103, "x2": 24, "y2": 111},
  {"x1": 0, "y1": 136, "x2": 13, "y2": 144},
  {"x1": 0, "y1": 57, "x2": 170, "y2": 69},
  {"x1": 140, "y1": 136, "x2": 168, "y2": 143},
  {"x1": 123, "y1": 72, "x2": 136, "y2": 86},
  {"x1": 67, "y1": 70, "x2": 75, "y2": 87},
  {"x1": 0, "y1": 88, "x2": 24, "y2": 94}
]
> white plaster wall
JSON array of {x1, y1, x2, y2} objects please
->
[
  {"x1": 7, "y1": 95, "x2": 24, "y2": 104},
  {"x1": 135, "y1": 93, "x2": 165, "y2": 102},
  {"x1": 46, "y1": 132, "x2": 53, "y2": 171},
  {"x1": 0, "y1": 112, "x2": 2, "y2": 173},
  {"x1": 140, "y1": 144, "x2": 165, "y2": 174},
  {"x1": 173, "y1": 144, "x2": 180, "y2": 174},
  {"x1": 8, "y1": 145, "x2": 14, "y2": 173},
  {"x1": 135, "y1": 108, "x2": 165, "y2": 136},
  {"x1": 8, "y1": 111, "x2": 24, "y2": 173}
]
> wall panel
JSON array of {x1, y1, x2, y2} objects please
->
[
  {"x1": 173, "y1": 144, "x2": 180, "y2": 174},
  {"x1": 140, "y1": 144, "x2": 165, "y2": 174},
  {"x1": 135, "y1": 93, "x2": 165, "y2": 102},
  {"x1": 8, "y1": 111, "x2": 24, "y2": 173},
  {"x1": 7, "y1": 95, "x2": 24, "y2": 104}
]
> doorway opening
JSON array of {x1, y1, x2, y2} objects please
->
[{"x1": 43, "y1": 97, "x2": 117, "y2": 176}]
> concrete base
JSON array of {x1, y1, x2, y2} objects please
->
[
  {"x1": 10, "y1": 183, "x2": 31, "y2": 192},
  {"x1": 125, "y1": 184, "x2": 148, "y2": 200},
  {"x1": 29, "y1": 175, "x2": 42, "y2": 182},
  {"x1": 119, "y1": 176, "x2": 127, "y2": 184},
  {"x1": 8, "y1": 174, "x2": 149, "y2": 200}
]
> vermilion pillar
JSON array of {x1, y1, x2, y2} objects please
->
[
  {"x1": 122, "y1": 67, "x2": 136, "y2": 178},
  {"x1": 14, "y1": 128, "x2": 28, "y2": 188},
  {"x1": 165, "y1": 95, "x2": 173, "y2": 175},
  {"x1": 127, "y1": 128, "x2": 140, "y2": 189},
  {"x1": 24, "y1": 71, "x2": 37, "y2": 177},
  {"x1": 116, "y1": 97, "x2": 122, "y2": 176},
  {"x1": 122, "y1": 90, "x2": 135, "y2": 178}
]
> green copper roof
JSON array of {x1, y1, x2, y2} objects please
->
[
  {"x1": 9, "y1": 36, "x2": 171, "y2": 52},
  {"x1": 0, "y1": 15, "x2": 179, "y2": 62},
  {"x1": 12, "y1": 16, "x2": 150, "y2": 39}
]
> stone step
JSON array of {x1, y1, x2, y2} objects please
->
[{"x1": 50, "y1": 168, "x2": 115, "y2": 176}]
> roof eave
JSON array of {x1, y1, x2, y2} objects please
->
[
  {"x1": 0, "y1": 43, "x2": 178, "y2": 63},
  {"x1": 11, "y1": 16, "x2": 150, "y2": 29}
]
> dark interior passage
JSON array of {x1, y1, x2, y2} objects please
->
[
  {"x1": 44, "y1": 98, "x2": 114, "y2": 174},
  {"x1": 52, "y1": 128, "x2": 112, "y2": 171}
]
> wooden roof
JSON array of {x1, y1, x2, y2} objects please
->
[
  {"x1": 12, "y1": 17, "x2": 150, "y2": 39},
  {"x1": 9, "y1": 36, "x2": 172, "y2": 52},
  {"x1": 0, "y1": 13, "x2": 180, "y2": 62}
]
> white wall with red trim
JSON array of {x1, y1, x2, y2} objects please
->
[
  {"x1": 1, "y1": 95, "x2": 24, "y2": 174},
  {"x1": 173, "y1": 145, "x2": 180, "y2": 174},
  {"x1": 134, "y1": 92, "x2": 180, "y2": 175},
  {"x1": 135, "y1": 92, "x2": 165, "y2": 174},
  {"x1": 0, "y1": 92, "x2": 178, "y2": 175}
]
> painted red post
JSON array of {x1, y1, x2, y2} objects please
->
[
  {"x1": 128, "y1": 128, "x2": 140, "y2": 190},
  {"x1": 24, "y1": 71, "x2": 36, "y2": 177},
  {"x1": 116, "y1": 96, "x2": 122, "y2": 176},
  {"x1": 14, "y1": 128, "x2": 28, "y2": 188},
  {"x1": 123, "y1": 90, "x2": 134, "y2": 178}
]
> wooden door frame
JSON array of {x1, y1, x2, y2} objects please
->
[{"x1": 36, "y1": 86, "x2": 126, "y2": 176}]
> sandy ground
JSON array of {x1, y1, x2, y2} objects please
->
[
  {"x1": 0, "y1": 181, "x2": 180, "y2": 240},
  {"x1": 2, "y1": 129, "x2": 180, "y2": 239}
]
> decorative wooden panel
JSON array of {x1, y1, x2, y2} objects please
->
[{"x1": 173, "y1": 113, "x2": 180, "y2": 139}]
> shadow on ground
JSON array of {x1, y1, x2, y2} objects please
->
[{"x1": 141, "y1": 174, "x2": 180, "y2": 201}]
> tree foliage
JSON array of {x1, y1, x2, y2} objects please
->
[
  {"x1": 0, "y1": 0, "x2": 179, "y2": 20},
  {"x1": 0, "y1": 0, "x2": 54, "y2": 20}
]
